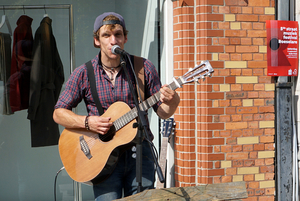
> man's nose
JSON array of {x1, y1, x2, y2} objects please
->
[{"x1": 110, "y1": 35, "x2": 117, "y2": 44}]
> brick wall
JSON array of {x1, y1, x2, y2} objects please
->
[{"x1": 173, "y1": 0, "x2": 275, "y2": 200}]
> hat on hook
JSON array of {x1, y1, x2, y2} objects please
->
[{"x1": 93, "y1": 12, "x2": 126, "y2": 33}]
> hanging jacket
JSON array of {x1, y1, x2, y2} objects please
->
[
  {"x1": 0, "y1": 33, "x2": 12, "y2": 115},
  {"x1": 9, "y1": 15, "x2": 33, "y2": 113},
  {"x1": 27, "y1": 17, "x2": 64, "y2": 147}
]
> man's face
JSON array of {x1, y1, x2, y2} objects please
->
[{"x1": 94, "y1": 24, "x2": 127, "y2": 60}]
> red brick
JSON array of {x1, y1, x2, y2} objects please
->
[
  {"x1": 236, "y1": 46, "x2": 259, "y2": 53},
  {"x1": 226, "y1": 152, "x2": 248, "y2": 160},
  {"x1": 260, "y1": 136, "x2": 274, "y2": 143},
  {"x1": 243, "y1": 114, "x2": 253, "y2": 121},
  {"x1": 225, "y1": 76, "x2": 236, "y2": 83},
  {"x1": 230, "y1": 38, "x2": 241, "y2": 45},
  {"x1": 232, "y1": 129, "x2": 243, "y2": 137},
  {"x1": 253, "y1": 7, "x2": 264, "y2": 14},
  {"x1": 254, "y1": 143, "x2": 265, "y2": 151},
  {"x1": 244, "y1": 174, "x2": 254, "y2": 181},
  {"x1": 237, "y1": 107, "x2": 258, "y2": 114},
  {"x1": 253, "y1": 22, "x2": 265, "y2": 30},
  {"x1": 226, "y1": 137, "x2": 237, "y2": 144},
  {"x1": 231, "y1": 84, "x2": 242, "y2": 91},
  {"x1": 232, "y1": 114, "x2": 242, "y2": 121},
  {"x1": 232, "y1": 160, "x2": 243, "y2": 167},
  {"x1": 196, "y1": 5, "x2": 212, "y2": 13},
  {"x1": 243, "y1": 145, "x2": 254, "y2": 152},
  {"x1": 207, "y1": 123, "x2": 224, "y2": 130},
  {"x1": 260, "y1": 15, "x2": 275, "y2": 22},
  {"x1": 259, "y1": 106, "x2": 275, "y2": 113},
  {"x1": 199, "y1": 14, "x2": 223, "y2": 21},
  {"x1": 248, "y1": 61, "x2": 267, "y2": 68},
  {"x1": 208, "y1": 138, "x2": 225, "y2": 145},
  {"x1": 253, "y1": 38, "x2": 264, "y2": 45},
  {"x1": 221, "y1": 145, "x2": 232, "y2": 152},
  {"x1": 241, "y1": 130, "x2": 252, "y2": 138},
  {"x1": 219, "y1": 38, "x2": 230, "y2": 45},
  {"x1": 229, "y1": 6, "x2": 242, "y2": 14},
  {"x1": 249, "y1": 181, "x2": 259, "y2": 189},
  {"x1": 248, "y1": 0, "x2": 270, "y2": 7},
  {"x1": 219, "y1": 6, "x2": 230, "y2": 13},
  {"x1": 259, "y1": 165, "x2": 274, "y2": 173},
  {"x1": 231, "y1": 54, "x2": 242, "y2": 61},
  {"x1": 207, "y1": 169, "x2": 224, "y2": 176},
  {"x1": 230, "y1": 69, "x2": 242, "y2": 76},
  {"x1": 242, "y1": 53, "x2": 253, "y2": 60},
  {"x1": 242, "y1": 69, "x2": 253, "y2": 76},
  {"x1": 243, "y1": 84, "x2": 254, "y2": 91},
  {"x1": 206, "y1": 0, "x2": 225, "y2": 5},
  {"x1": 225, "y1": 45, "x2": 236, "y2": 52},
  {"x1": 236, "y1": 14, "x2": 259, "y2": 22},
  {"x1": 233, "y1": 145, "x2": 243, "y2": 152},
  {"x1": 226, "y1": 92, "x2": 247, "y2": 99},
  {"x1": 241, "y1": 22, "x2": 253, "y2": 30},
  {"x1": 219, "y1": 115, "x2": 231, "y2": 122},
  {"x1": 225, "y1": 30, "x2": 247, "y2": 37},
  {"x1": 218, "y1": 21, "x2": 230, "y2": 29},
  {"x1": 225, "y1": 0, "x2": 239, "y2": 6}
]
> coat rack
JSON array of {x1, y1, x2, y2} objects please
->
[{"x1": 0, "y1": 4, "x2": 75, "y2": 73}]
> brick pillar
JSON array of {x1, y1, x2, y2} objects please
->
[
  {"x1": 173, "y1": 0, "x2": 197, "y2": 186},
  {"x1": 173, "y1": 0, "x2": 276, "y2": 200}
]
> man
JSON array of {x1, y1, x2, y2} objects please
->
[{"x1": 53, "y1": 12, "x2": 180, "y2": 200}]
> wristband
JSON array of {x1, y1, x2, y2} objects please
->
[{"x1": 85, "y1": 116, "x2": 90, "y2": 130}]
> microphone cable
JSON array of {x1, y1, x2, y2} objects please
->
[{"x1": 54, "y1": 166, "x2": 65, "y2": 201}]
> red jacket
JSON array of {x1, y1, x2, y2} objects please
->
[{"x1": 9, "y1": 15, "x2": 33, "y2": 113}]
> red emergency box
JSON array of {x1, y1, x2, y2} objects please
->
[{"x1": 267, "y1": 20, "x2": 299, "y2": 76}]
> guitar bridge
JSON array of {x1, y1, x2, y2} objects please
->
[{"x1": 80, "y1": 136, "x2": 92, "y2": 159}]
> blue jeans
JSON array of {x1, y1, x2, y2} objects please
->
[{"x1": 93, "y1": 140, "x2": 155, "y2": 201}]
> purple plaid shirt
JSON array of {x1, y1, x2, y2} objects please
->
[{"x1": 55, "y1": 53, "x2": 162, "y2": 138}]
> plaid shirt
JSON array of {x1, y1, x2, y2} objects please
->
[{"x1": 55, "y1": 53, "x2": 162, "y2": 124}]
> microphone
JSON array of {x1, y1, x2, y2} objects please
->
[{"x1": 111, "y1": 45, "x2": 128, "y2": 56}]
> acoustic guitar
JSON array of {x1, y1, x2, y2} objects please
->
[{"x1": 58, "y1": 60, "x2": 214, "y2": 184}]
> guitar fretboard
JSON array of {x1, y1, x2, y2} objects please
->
[{"x1": 113, "y1": 77, "x2": 183, "y2": 131}]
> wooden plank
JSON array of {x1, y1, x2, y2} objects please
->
[{"x1": 116, "y1": 181, "x2": 248, "y2": 201}]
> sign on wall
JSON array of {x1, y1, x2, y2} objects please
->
[{"x1": 267, "y1": 20, "x2": 299, "y2": 76}]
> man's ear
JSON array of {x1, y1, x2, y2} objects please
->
[{"x1": 94, "y1": 37, "x2": 101, "y2": 48}]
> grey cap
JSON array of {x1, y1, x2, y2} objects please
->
[{"x1": 93, "y1": 12, "x2": 126, "y2": 32}]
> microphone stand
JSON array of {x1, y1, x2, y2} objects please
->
[{"x1": 119, "y1": 54, "x2": 165, "y2": 193}]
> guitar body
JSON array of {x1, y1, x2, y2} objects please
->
[{"x1": 58, "y1": 102, "x2": 137, "y2": 184}]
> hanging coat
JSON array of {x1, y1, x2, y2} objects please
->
[
  {"x1": 9, "y1": 15, "x2": 33, "y2": 113},
  {"x1": 0, "y1": 33, "x2": 12, "y2": 115},
  {"x1": 27, "y1": 17, "x2": 64, "y2": 147}
]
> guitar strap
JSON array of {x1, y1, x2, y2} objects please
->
[
  {"x1": 86, "y1": 56, "x2": 145, "y2": 115},
  {"x1": 133, "y1": 56, "x2": 145, "y2": 101},
  {"x1": 86, "y1": 60, "x2": 104, "y2": 115}
]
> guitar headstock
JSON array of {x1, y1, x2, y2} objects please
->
[
  {"x1": 180, "y1": 60, "x2": 214, "y2": 85},
  {"x1": 161, "y1": 118, "x2": 175, "y2": 138}
]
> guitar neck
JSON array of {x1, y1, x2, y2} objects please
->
[{"x1": 113, "y1": 77, "x2": 182, "y2": 131}]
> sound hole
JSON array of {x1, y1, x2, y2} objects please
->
[{"x1": 98, "y1": 125, "x2": 116, "y2": 142}]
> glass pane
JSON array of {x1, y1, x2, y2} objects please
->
[{"x1": 0, "y1": 0, "x2": 162, "y2": 200}]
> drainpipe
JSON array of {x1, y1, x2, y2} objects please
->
[
  {"x1": 275, "y1": 0, "x2": 296, "y2": 201},
  {"x1": 294, "y1": 1, "x2": 300, "y2": 201}
]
